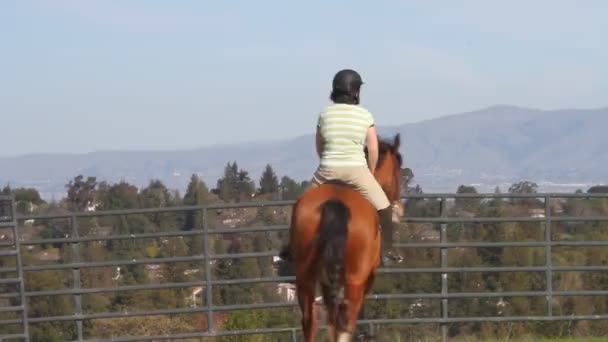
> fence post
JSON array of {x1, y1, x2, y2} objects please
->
[
  {"x1": 544, "y1": 196, "x2": 553, "y2": 317},
  {"x1": 71, "y1": 215, "x2": 83, "y2": 341},
  {"x1": 202, "y1": 208, "x2": 214, "y2": 333},
  {"x1": 9, "y1": 196, "x2": 30, "y2": 341},
  {"x1": 291, "y1": 328, "x2": 297, "y2": 342},
  {"x1": 440, "y1": 196, "x2": 448, "y2": 342}
]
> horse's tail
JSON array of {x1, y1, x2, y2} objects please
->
[{"x1": 318, "y1": 199, "x2": 350, "y2": 329}]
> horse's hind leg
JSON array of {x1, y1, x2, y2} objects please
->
[
  {"x1": 354, "y1": 272, "x2": 377, "y2": 340},
  {"x1": 297, "y1": 279, "x2": 317, "y2": 342},
  {"x1": 337, "y1": 283, "x2": 367, "y2": 342},
  {"x1": 358, "y1": 271, "x2": 375, "y2": 318}
]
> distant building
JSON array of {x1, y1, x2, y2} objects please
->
[
  {"x1": 221, "y1": 218, "x2": 243, "y2": 228},
  {"x1": 189, "y1": 286, "x2": 204, "y2": 307},
  {"x1": 145, "y1": 264, "x2": 163, "y2": 280},
  {"x1": 85, "y1": 201, "x2": 100, "y2": 212},
  {"x1": 529, "y1": 209, "x2": 545, "y2": 218},
  {"x1": 419, "y1": 228, "x2": 440, "y2": 241}
]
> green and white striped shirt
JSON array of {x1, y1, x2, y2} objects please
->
[{"x1": 317, "y1": 103, "x2": 375, "y2": 167}]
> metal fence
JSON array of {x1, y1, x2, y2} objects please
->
[{"x1": 1, "y1": 193, "x2": 608, "y2": 341}]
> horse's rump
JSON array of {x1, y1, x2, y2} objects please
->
[{"x1": 282, "y1": 183, "x2": 379, "y2": 264}]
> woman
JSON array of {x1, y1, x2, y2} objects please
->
[{"x1": 312, "y1": 69, "x2": 398, "y2": 262}]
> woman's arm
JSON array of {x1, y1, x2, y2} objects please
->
[
  {"x1": 366, "y1": 125, "x2": 379, "y2": 172},
  {"x1": 315, "y1": 126, "x2": 323, "y2": 159}
]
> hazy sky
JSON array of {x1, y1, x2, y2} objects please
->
[{"x1": 1, "y1": 0, "x2": 606, "y2": 156}]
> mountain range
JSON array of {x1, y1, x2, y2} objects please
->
[{"x1": 2, "y1": 105, "x2": 606, "y2": 200}]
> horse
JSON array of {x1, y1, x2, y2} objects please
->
[{"x1": 282, "y1": 133, "x2": 405, "y2": 342}]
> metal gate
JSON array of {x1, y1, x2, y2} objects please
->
[{"x1": 0, "y1": 196, "x2": 29, "y2": 341}]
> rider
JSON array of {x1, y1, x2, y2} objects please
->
[{"x1": 311, "y1": 69, "x2": 399, "y2": 263}]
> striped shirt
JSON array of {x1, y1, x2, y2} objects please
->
[{"x1": 317, "y1": 103, "x2": 375, "y2": 167}]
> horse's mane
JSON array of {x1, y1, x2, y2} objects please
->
[{"x1": 364, "y1": 136, "x2": 403, "y2": 168}]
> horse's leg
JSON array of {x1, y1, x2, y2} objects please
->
[
  {"x1": 362, "y1": 271, "x2": 379, "y2": 340},
  {"x1": 360, "y1": 270, "x2": 376, "y2": 319},
  {"x1": 297, "y1": 279, "x2": 317, "y2": 342},
  {"x1": 337, "y1": 283, "x2": 366, "y2": 342},
  {"x1": 354, "y1": 271, "x2": 376, "y2": 340},
  {"x1": 321, "y1": 284, "x2": 337, "y2": 342}
]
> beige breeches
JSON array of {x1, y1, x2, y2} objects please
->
[{"x1": 311, "y1": 165, "x2": 390, "y2": 210}]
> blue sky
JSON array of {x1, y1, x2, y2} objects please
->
[{"x1": 1, "y1": 0, "x2": 606, "y2": 156}]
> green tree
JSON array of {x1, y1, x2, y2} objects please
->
[
  {"x1": 508, "y1": 181, "x2": 538, "y2": 194},
  {"x1": 107, "y1": 214, "x2": 151, "y2": 257},
  {"x1": 407, "y1": 184, "x2": 423, "y2": 195},
  {"x1": 99, "y1": 181, "x2": 139, "y2": 210},
  {"x1": 145, "y1": 240, "x2": 160, "y2": 258},
  {"x1": 253, "y1": 232, "x2": 275, "y2": 278},
  {"x1": 13, "y1": 187, "x2": 45, "y2": 204},
  {"x1": 212, "y1": 235, "x2": 231, "y2": 306},
  {"x1": 157, "y1": 237, "x2": 191, "y2": 308},
  {"x1": 220, "y1": 310, "x2": 269, "y2": 342},
  {"x1": 478, "y1": 201, "x2": 506, "y2": 269},
  {"x1": 300, "y1": 180, "x2": 312, "y2": 190},
  {"x1": 213, "y1": 162, "x2": 255, "y2": 202},
  {"x1": 237, "y1": 170, "x2": 255, "y2": 202},
  {"x1": 139, "y1": 179, "x2": 173, "y2": 208},
  {"x1": 24, "y1": 252, "x2": 75, "y2": 340},
  {"x1": 588, "y1": 185, "x2": 608, "y2": 193},
  {"x1": 214, "y1": 162, "x2": 239, "y2": 202},
  {"x1": 401, "y1": 167, "x2": 415, "y2": 194},
  {"x1": 454, "y1": 184, "x2": 481, "y2": 214},
  {"x1": 139, "y1": 179, "x2": 177, "y2": 230},
  {"x1": 2, "y1": 187, "x2": 47, "y2": 214},
  {"x1": 222, "y1": 239, "x2": 263, "y2": 305},
  {"x1": 508, "y1": 181, "x2": 539, "y2": 205},
  {"x1": 183, "y1": 174, "x2": 211, "y2": 253},
  {"x1": 66, "y1": 175, "x2": 98, "y2": 211},
  {"x1": 183, "y1": 174, "x2": 209, "y2": 228},
  {"x1": 258, "y1": 164, "x2": 279, "y2": 195},
  {"x1": 279, "y1": 176, "x2": 305, "y2": 200}
]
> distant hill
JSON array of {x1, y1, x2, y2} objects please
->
[{"x1": 2, "y1": 105, "x2": 607, "y2": 199}]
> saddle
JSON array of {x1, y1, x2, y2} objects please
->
[
  {"x1": 319, "y1": 179, "x2": 381, "y2": 232},
  {"x1": 321, "y1": 179, "x2": 351, "y2": 188}
]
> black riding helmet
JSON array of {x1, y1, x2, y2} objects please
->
[
  {"x1": 331, "y1": 69, "x2": 364, "y2": 104},
  {"x1": 332, "y1": 69, "x2": 364, "y2": 92}
]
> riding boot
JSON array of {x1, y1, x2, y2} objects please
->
[
  {"x1": 278, "y1": 244, "x2": 292, "y2": 262},
  {"x1": 378, "y1": 207, "x2": 403, "y2": 265}
]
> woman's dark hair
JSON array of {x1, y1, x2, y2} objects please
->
[
  {"x1": 330, "y1": 87, "x2": 361, "y2": 104},
  {"x1": 330, "y1": 69, "x2": 364, "y2": 105}
]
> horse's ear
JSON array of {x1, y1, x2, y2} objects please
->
[{"x1": 393, "y1": 133, "x2": 401, "y2": 152}]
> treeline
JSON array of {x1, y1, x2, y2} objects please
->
[
  {"x1": 365, "y1": 181, "x2": 608, "y2": 341},
  {"x1": 2, "y1": 162, "x2": 309, "y2": 215},
  {"x1": 0, "y1": 162, "x2": 306, "y2": 342},
  {"x1": 1, "y1": 163, "x2": 608, "y2": 341}
]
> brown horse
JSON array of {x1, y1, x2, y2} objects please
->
[{"x1": 282, "y1": 134, "x2": 404, "y2": 342}]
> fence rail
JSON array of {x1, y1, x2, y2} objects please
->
[{"x1": 1, "y1": 193, "x2": 608, "y2": 341}]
